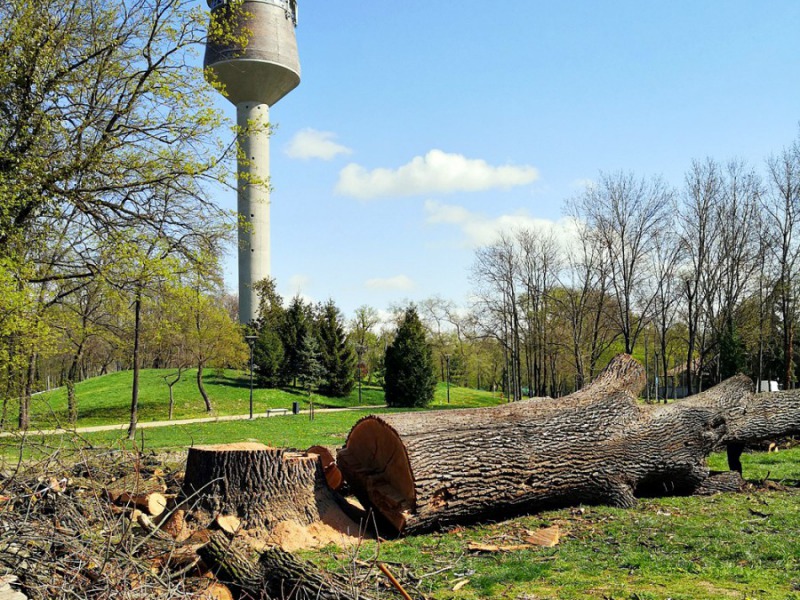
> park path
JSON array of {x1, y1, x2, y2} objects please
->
[{"x1": 0, "y1": 405, "x2": 384, "y2": 438}]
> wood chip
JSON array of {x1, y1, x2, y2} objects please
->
[
  {"x1": 215, "y1": 514, "x2": 241, "y2": 535},
  {"x1": 467, "y1": 542, "x2": 533, "y2": 553},
  {"x1": 452, "y1": 579, "x2": 470, "y2": 591},
  {"x1": 524, "y1": 525, "x2": 560, "y2": 547}
]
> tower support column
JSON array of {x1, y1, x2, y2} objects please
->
[{"x1": 237, "y1": 102, "x2": 271, "y2": 324}]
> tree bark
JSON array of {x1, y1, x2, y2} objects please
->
[
  {"x1": 181, "y1": 443, "x2": 338, "y2": 529},
  {"x1": 127, "y1": 292, "x2": 142, "y2": 440},
  {"x1": 338, "y1": 354, "x2": 800, "y2": 536},
  {"x1": 197, "y1": 363, "x2": 212, "y2": 412},
  {"x1": 198, "y1": 531, "x2": 370, "y2": 600}
]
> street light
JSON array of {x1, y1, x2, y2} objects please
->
[
  {"x1": 356, "y1": 344, "x2": 366, "y2": 406},
  {"x1": 444, "y1": 353, "x2": 451, "y2": 404},
  {"x1": 245, "y1": 334, "x2": 257, "y2": 419}
]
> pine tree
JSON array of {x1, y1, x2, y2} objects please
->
[
  {"x1": 280, "y1": 296, "x2": 312, "y2": 386},
  {"x1": 384, "y1": 307, "x2": 437, "y2": 407},
  {"x1": 297, "y1": 331, "x2": 326, "y2": 394},
  {"x1": 252, "y1": 278, "x2": 285, "y2": 387},
  {"x1": 316, "y1": 300, "x2": 356, "y2": 397}
]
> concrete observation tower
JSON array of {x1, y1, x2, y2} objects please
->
[{"x1": 205, "y1": 0, "x2": 300, "y2": 323}]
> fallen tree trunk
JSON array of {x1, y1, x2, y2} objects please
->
[
  {"x1": 338, "y1": 354, "x2": 800, "y2": 535},
  {"x1": 198, "y1": 532, "x2": 373, "y2": 600}
]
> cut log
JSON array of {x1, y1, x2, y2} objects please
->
[
  {"x1": 337, "y1": 354, "x2": 800, "y2": 535},
  {"x1": 107, "y1": 473, "x2": 168, "y2": 516},
  {"x1": 181, "y1": 443, "x2": 337, "y2": 530},
  {"x1": 198, "y1": 532, "x2": 373, "y2": 600},
  {"x1": 307, "y1": 445, "x2": 344, "y2": 491},
  {"x1": 160, "y1": 509, "x2": 187, "y2": 540},
  {"x1": 121, "y1": 492, "x2": 167, "y2": 517},
  {"x1": 214, "y1": 514, "x2": 241, "y2": 535}
]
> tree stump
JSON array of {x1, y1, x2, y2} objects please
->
[
  {"x1": 338, "y1": 354, "x2": 800, "y2": 535},
  {"x1": 181, "y1": 443, "x2": 336, "y2": 529}
]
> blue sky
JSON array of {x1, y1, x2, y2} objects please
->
[{"x1": 211, "y1": 1, "x2": 800, "y2": 318}]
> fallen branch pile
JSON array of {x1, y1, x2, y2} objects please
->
[{"x1": 0, "y1": 446, "x2": 378, "y2": 600}]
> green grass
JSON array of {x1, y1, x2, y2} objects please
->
[{"x1": 24, "y1": 369, "x2": 502, "y2": 430}]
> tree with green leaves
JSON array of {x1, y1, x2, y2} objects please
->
[
  {"x1": 316, "y1": 300, "x2": 355, "y2": 397},
  {"x1": 384, "y1": 307, "x2": 437, "y2": 408},
  {"x1": 0, "y1": 0, "x2": 240, "y2": 430}
]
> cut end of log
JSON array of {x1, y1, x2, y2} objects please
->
[
  {"x1": 307, "y1": 445, "x2": 344, "y2": 491},
  {"x1": 337, "y1": 416, "x2": 415, "y2": 533}
]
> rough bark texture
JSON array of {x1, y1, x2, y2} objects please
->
[
  {"x1": 338, "y1": 354, "x2": 800, "y2": 535},
  {"x1": 181, "y1": 443, "x2": 335, "y2": 529},
  {"x1": 198, "y1": 532, "x2": 371, "y2": 600}
]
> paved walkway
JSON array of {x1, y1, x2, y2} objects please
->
[{"x1": 0, "y1": 405, "x2": 384, "y2": 438}]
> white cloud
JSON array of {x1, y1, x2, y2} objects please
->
[
  {"x1": 285, "y1": 275, "x2": 313, "y2": 303},
  {"x1": 335, "y1": 149, "x2": 539, "y2": 199},
  {"x1": 424, "y1": 200, "x2": 580, "y2": 248},
  {"x1": 364, "y1": 275, "x2": 416, "y2": 291},
  {"x1": 570, "y1": 178, "x2": 595, "y2": 190},
  {"x1": 285, "y1": 128, "x2": 352, "y2": 160}
]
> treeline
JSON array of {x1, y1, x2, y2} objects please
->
[
  {"x1": 249, "y1": 279, "x2": 355, "y2": 397},
  {"x1": 452, "y1": 141, "x2": 800, "y2": 400}
]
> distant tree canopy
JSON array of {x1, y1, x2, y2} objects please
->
[
  {"x1": 384, "y1": 307, "x2": 437, "y2": 408},
  {"x1": 251, "y1": 281, "x2": 357, "y2": 398}
]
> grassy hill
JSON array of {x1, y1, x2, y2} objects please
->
[{"x1": 26, "y1": 368, "x2": 504, "y2": 429}]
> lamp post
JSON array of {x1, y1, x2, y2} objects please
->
[
  {"x1": 654, "y1": 351, "x2": 660, "y2": 404},
  {"x1": 356, "y1": 344, "x2": 366, "y2": 406},
  {"x1": 444, "y1": 353, "x2": 451, "y2": 404},
  {"x1": 245, "y1": 334, "x2": 257, "y2": 419}
]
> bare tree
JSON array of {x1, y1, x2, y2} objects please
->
[
  {"x1": 516, "y1": 228, "x2": 562, "y2": 396},
  {"x1": 651, "y1": 226, "x2": 683, "y2": 400},
  {"x1": 763, "y1": 137, "x2": 800, "y2": 389},
  {"x1": 679, "y1": 159, "x2": 723, "y2": 394},
  {"x1": 570, "y1": 172, "x2": 673, "y2": 353},
  {"x1": 471, "y1": 234, "x2": 523, "y2": 401}
]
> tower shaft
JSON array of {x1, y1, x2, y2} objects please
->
[
  {"x1": 237, "y1": 102, "x2": 271, "y2": 324},
  {"x1": 204, "y1": 0, "x2": 300, "y2": 324}
]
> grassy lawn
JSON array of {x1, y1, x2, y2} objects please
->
[{"x1": 23, "y1": 369, "x2": 503, "y2": 430}]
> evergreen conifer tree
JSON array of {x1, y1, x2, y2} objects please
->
[
  {"x1": 316, "y1": 300, "x2": 356, "y2": 397},
  {"x1": 297, "y1": 331, "x2": 326, "y2": 392},
  {"x1": 384, "y1": 307, "x2": 437, "y2": 407},
  {"x1": 280, "y1": 296, "x2": 312, "y2": 386},
  {"x1": 252, "y1": 278, "x2": 286, "y2": 387}
]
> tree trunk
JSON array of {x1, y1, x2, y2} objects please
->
[
  {"x1": 337, "y1": 354, "x2": 800, "y2": 536},
  {"x1": 67, "y1": 346, "x2": 83, "y2": 424},
  {"x1": 18, "y1": 350, "x2": 36, "y2": 430},
  {"x1": 198, "y1": 531, "x2": 371, "y2": 600},
  {"x1": 127, "y1": 293, "x2": 142, "y2": 440},
  {"x1": 197, "y1": 363, "x2": 212, "y2": 412},
  {"x1": 181, "y1": 443, "x2": 338, "y2": 529}
]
